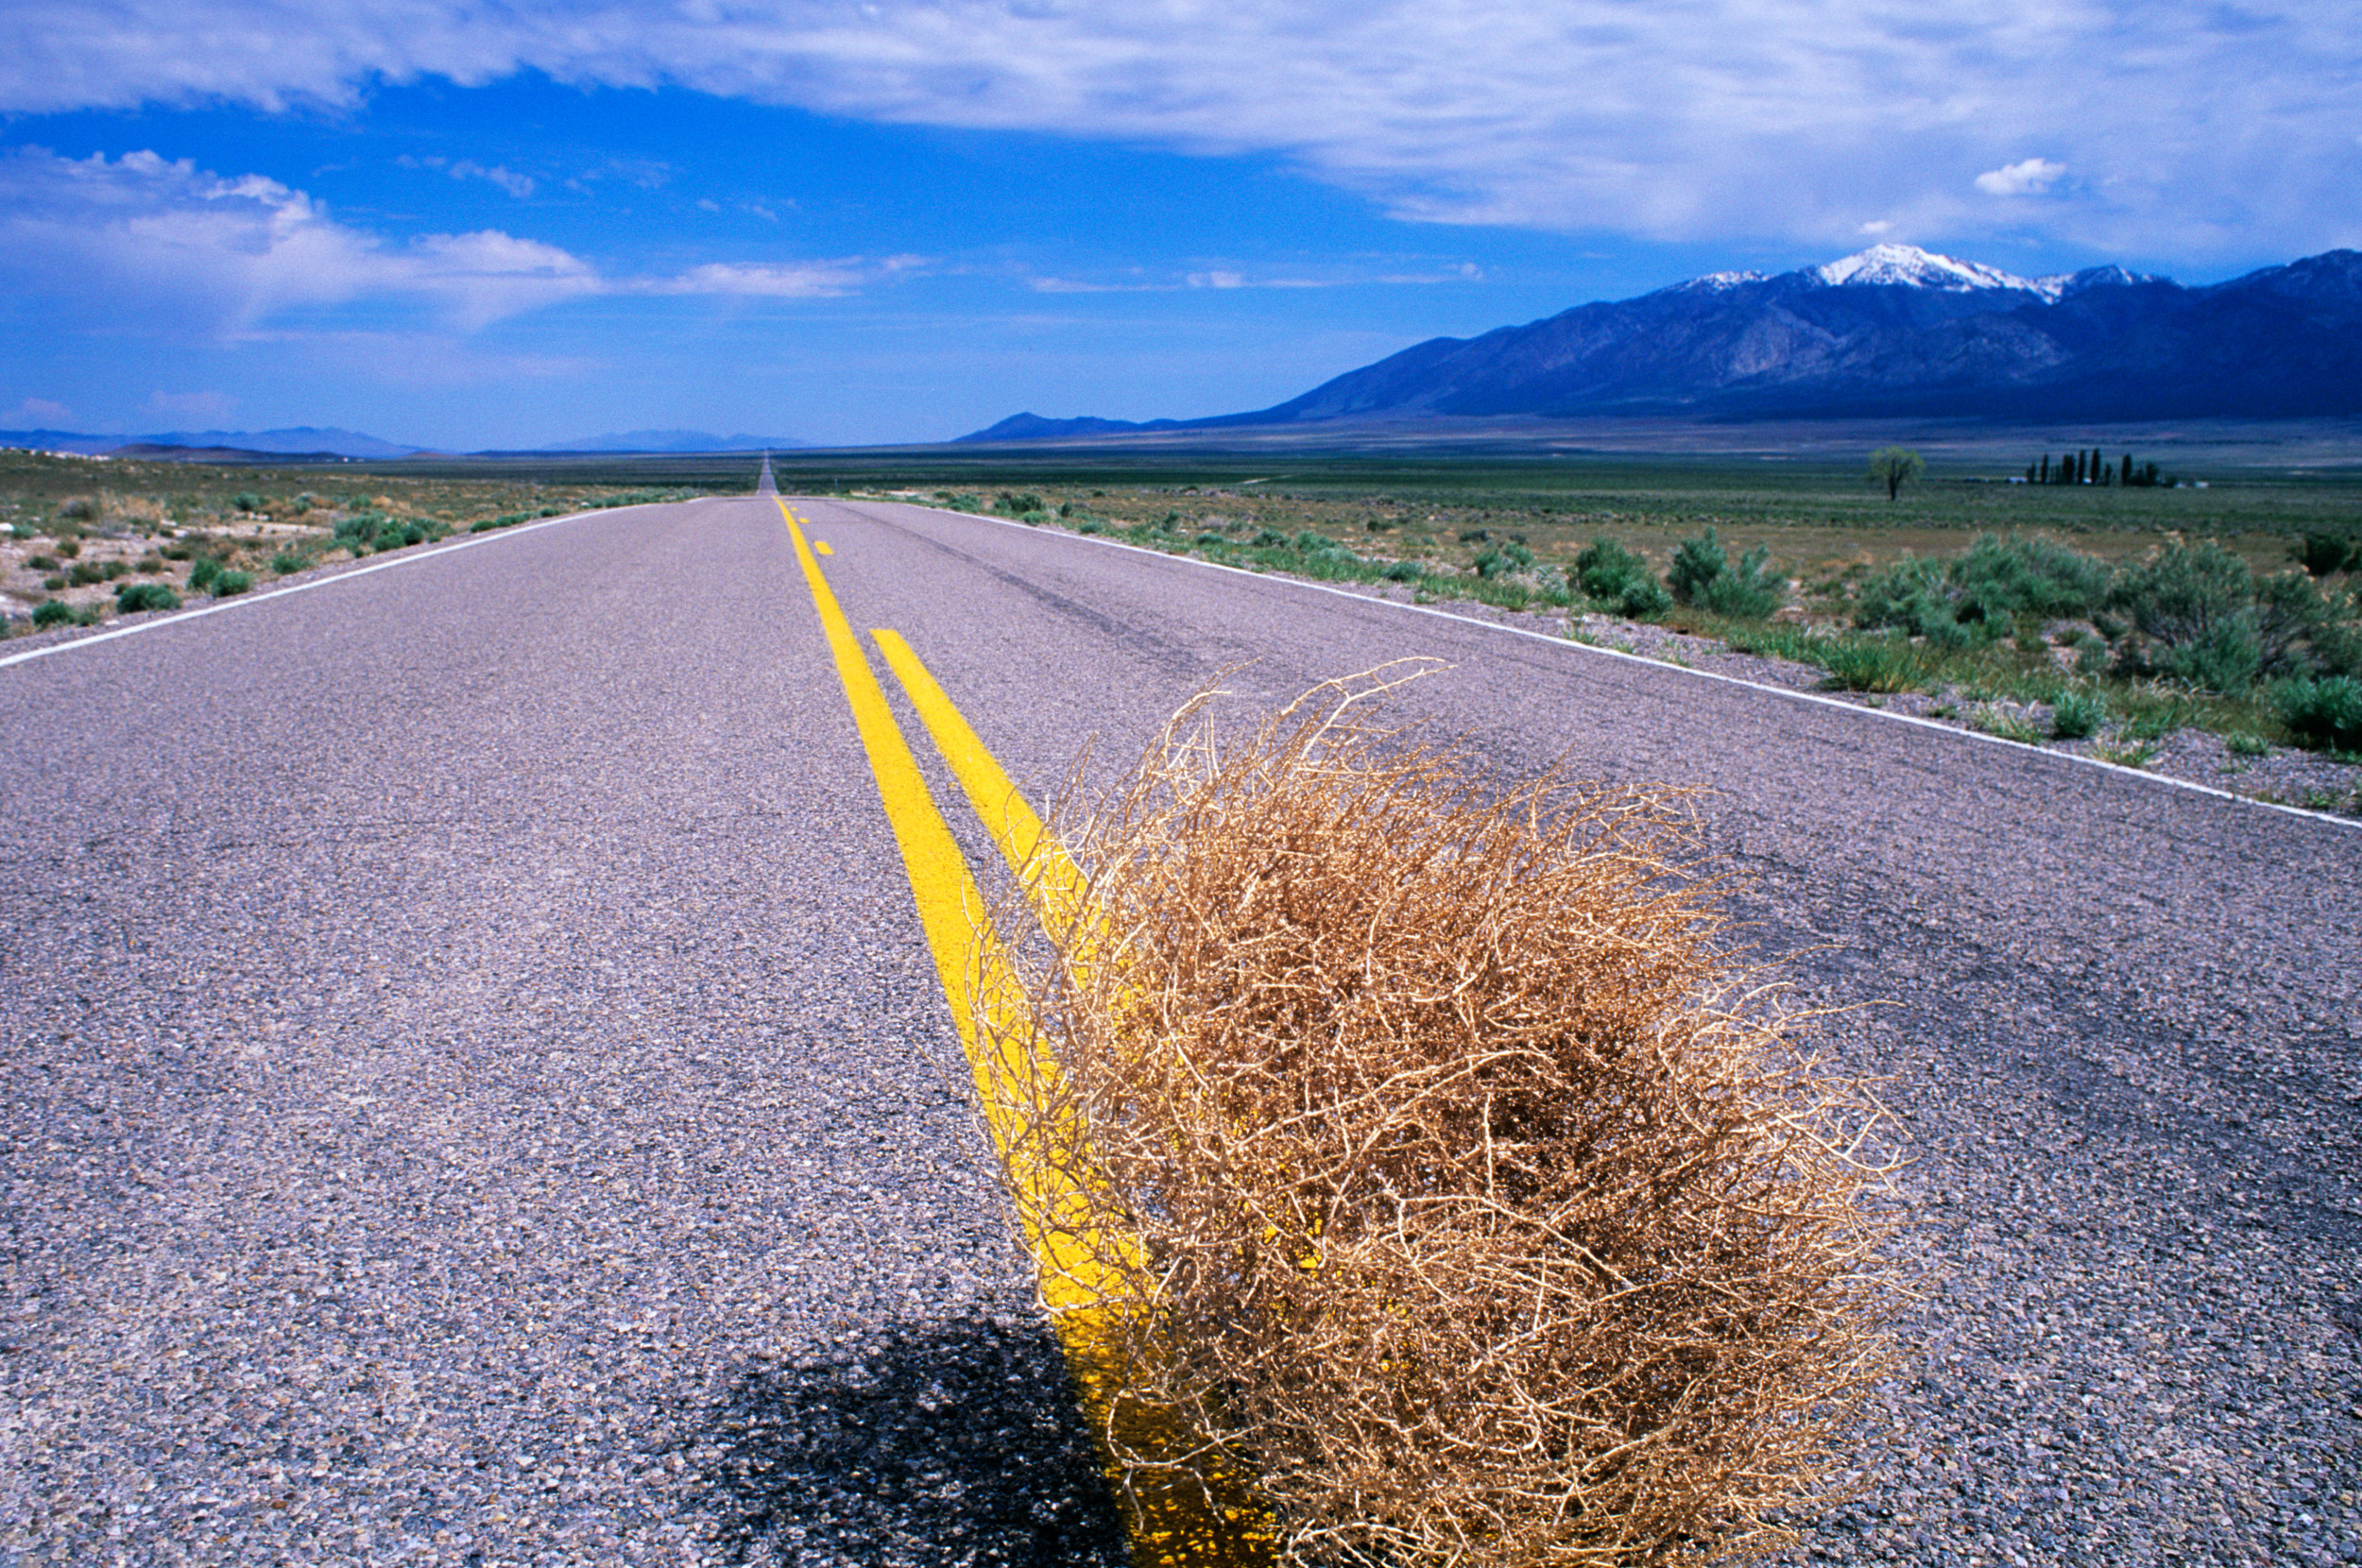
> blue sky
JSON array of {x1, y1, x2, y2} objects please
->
[{"x1": 2, "y1": 0, "x2": 2356, "y2": 449}]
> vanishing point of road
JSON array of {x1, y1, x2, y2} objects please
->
[{"x1": 3, "y1": 482, "x2": 2355, "y2": 1565}]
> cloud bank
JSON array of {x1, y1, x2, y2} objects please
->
[
  {"x1": 0, "y1": 147, "x2": 909, "y2": 335},
  {"x1": 3, "y1": 0, "x2": 2359, "y2": 262}
]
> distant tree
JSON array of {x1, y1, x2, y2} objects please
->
[
  {"x1": 2039, "y1": 454, "x2": 2051, "y2": 484},
  {"x1": 1867, "y1": 446, "x2": 1926, "y2": 502}
]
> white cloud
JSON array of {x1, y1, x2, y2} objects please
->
[
  {"x1": 3, "y1": 397, "x2": 74, "y2": 425},
  {"x1": 449, "y1": 159, "x2": 535, "y2": 198},
  {"x1": 0, "y1": 147, "x2": 901, "y2": 334},
  {"x1": 2, "y1": 1, "x2": 2359, "y2": 260},
  {"x1": 142, "y1": 388, "x2": 236, "y2": 419},
  {"x1": 653, "y1": 261, "x2": 867, "y2": 298},
  {"x1": 1976, "y1": 158, "x2": 2066, "y2": 196}
]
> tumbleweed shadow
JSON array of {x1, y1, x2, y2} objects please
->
[{"x1": 682, "y1": 1313, "x2": 1127, "y2": 1565}]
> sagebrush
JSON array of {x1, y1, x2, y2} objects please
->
[{"x1": 982, "y1": 673, "x2": 1903, "y2": 1567}]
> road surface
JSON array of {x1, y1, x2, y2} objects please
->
[{"x1": 2, "y1": 491, "x2": 2355, "y2": 1565}]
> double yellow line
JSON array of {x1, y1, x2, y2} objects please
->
[{"x1": 777, "y1": 500, "x2": 1272, "y2": 1567}]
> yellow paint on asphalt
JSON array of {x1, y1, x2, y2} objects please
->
[
  {"x1": 813, "y1": 539, "x2": 833, "y2": 555},
  {"x1": 869, "y1": 627, "x2": 1088, "y2": 937},
  {"x1": 777, "y1": 500, "x2": 1271, "y2": 1567}
]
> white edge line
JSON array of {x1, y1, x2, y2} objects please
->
[
  {"x1": 826, "y1": 498, "x2": 2360, "y2": 835},
  {"x1": 0, "y1": 503, "x2": 662, "y2": 673}
]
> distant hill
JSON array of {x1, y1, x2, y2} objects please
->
[
  {"x1": 959, "y1": 245, "x2": 2362, "y2": 438},
  {"x1": 535, "y1": 430, "x2": 809, "y2": 453},
  {"x1": 0, "y1": 426, "x2": 419, "y2": 458},
  {"x1": 953, "y1": 412, "x2": 1186, "y2": 444}
]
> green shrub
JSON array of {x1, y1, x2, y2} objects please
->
[
  {"x1": 1667, "y1": 529, "x2": 1730, "y2": 605},
  {"x1": 2050, "y1": 689, "x2": 2106, "y2": 739},
  {"x1": 67, "y1": 562, "x2": 106, "y2": 586},
  {"x1": 1574, "y1": 538, "x2": 1652, "y2": 604},
  {"x1": 1472, "y1": 541, "x2": 1534, "y2": 580},
  {"x1": 41, "y1": 575, "x2": 64, "y2": 591},
  {"x1": 1817, "y1": 638, "x2": 1929, "y2": 693},
  {"x1": 2226, "y1": 732, "x2": 2271, "y2": 758},
  {"x1": 2291, "y1": 531, "x2": 2361, "y2": 578},
  {"x1": 26, "y1": 554, "x2": 57, "y2": 571},
  {"x1": 115, "y1": 581, "x2": 180, "y2": 613},
  {"x1": 1250, "y1": 527, "x2": 1292, "y2": 548},
  {"x1": 58, "y1": 498, "x2": 99, "y2": 522},
  {"x1": 1951, "y1": 533, "x2": 2111, "y2": 625},
  {"x1": 995, "y1": 491, "x2": 1045, "y2": 516},
  {"x1": 230, "y1": 491, "x2": 265, "y2": 513},
  {"x1": 31, "y1": 599, "x2": 73, "y2": 627},
  {"x1": 211, "y1": 569, "x2": 252, "y2": 596},
  {"x1": 2277, "y1": 675, "x2": 2362, "y2": 752},
  {"x1": 1669, "y1": 529, "x2": 1781, "y2": 619},
  {"x1": 1381, "y1": 561, "x2": 1422, "y2": 583},
  {"x1": 269, "y1": 551, "x2": 307, "y2": 575},
  {"x1": 188, "y1": 555, "x2": 223, "y2": 591}
]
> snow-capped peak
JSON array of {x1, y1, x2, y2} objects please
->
[
  {"x1": 1814, "y1": 244, "x2": 2051, "y2": 297},
  {"x1": 1673, "y1": 269, "x2": 1768, "y2": 293}
]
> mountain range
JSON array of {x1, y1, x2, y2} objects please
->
[{"x1": 960, "y1": 244, "x2": 2362, "y2": 440}]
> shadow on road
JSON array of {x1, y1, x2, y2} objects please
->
[{"x1": 683, "y1": 1314, "x2": 1128, "y2": 1566}]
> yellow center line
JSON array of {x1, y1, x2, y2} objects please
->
[
  {"x1": 777, "y1": 500, "x2": 1272, "y2": 1566},
  {"x1": 868, "y1": 627, "x2": 1089, "y2": 936}
]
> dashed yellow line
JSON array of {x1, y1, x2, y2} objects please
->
[{"x1": 778, "y1": 501, "x2": 1272, "y2": 1567}]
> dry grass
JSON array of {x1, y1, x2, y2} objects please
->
[{"x1": 980, "y1": 670, "x2": 1903, "y2": 1567}]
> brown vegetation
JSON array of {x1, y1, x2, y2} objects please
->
[{"x1": 983, "y1": 672, "x2": 1904, "y2": 1566}]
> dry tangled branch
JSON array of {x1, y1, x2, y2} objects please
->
[{"x1": 979, "y1": 669, "x2": 1904, "y2": 1567}]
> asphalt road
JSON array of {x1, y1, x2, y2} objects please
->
[{"x1": 3, "y1": 492, "x2": 2356, "y2": 1566}]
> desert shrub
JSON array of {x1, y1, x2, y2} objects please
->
[
  {"x1": 1669, "y1": 529, "x2": 1781, "y2": 619},
  {"x1": 58, "y1": 497, "x2": 99, "y2": 522},
  {"x1": 1251, "y1": 527, "x2": 1292, "y2": 549},
  {"x1": 2049, "y1": 689, "x2": 2106, "y2": 739},
  {"x1": 1666, "y1": 529, "x2": 1728, "y2": 605},
  {"x1": 983, "y1": 677, "x2": 1901, "y2": 1567},
  {"x1": 211, "y1": 569, "x2": 253, "y2": 596},
  {"x1": 1471, "y1": 540, "x2": 1536, "y2": 581},
  {"x1": 1950, "y1": 533, "x2": 2111, "y2": 627},
  {"x1": 26, "y1": 554, "x2": 58, "y2": 571},
  {"x1": 31, "y1": 600, "x2": 73, "y2": 627},
  {"x1": 53, "y1": 537, "x2": 82, "y2": 559},
  {"x1": 188, "y1": 555, "x2": 223, "y2": 591},
  {"x1": 2290, "y1": 531, "x2": 2360, "y2": 577},
  {"x1": 1817, "y1": 637, "x2": 1931, "y2": 693},
  {"x1": 114, "y1": 581, "x2": 180, "y2": 613},
  {"x1": 1574, "y1": 537, "x2": 1671, "y2": 619},
  {"x1": 230, "y1": 492, "x2": 265, "y2": 513},
  {"x1": 2106, "y1": 545, "x2": 2354, "y2": 689},
  {"x1": 1379, "y1": 560, "x2": 1422, "y2": 582},
  {"x1": 2111, "y1": 542, "x2": 2249, "y2": 664},
  {"x1": 67, "y1": 562, "x2": 106, "y2": 586},
  {"x1": 997, "y1": 492, "x2": 1046, "y2": 517},
  {"x1": 2277, "y1": 675, "x2": 2362, "y2": 753},
  {"x1": 269, "y1": 551, "x2": 307, "y2": 575}
]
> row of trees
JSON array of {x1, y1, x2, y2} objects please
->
[{"x1": 2028, "y1": 450, "x2": 2172, "y2": 487}]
